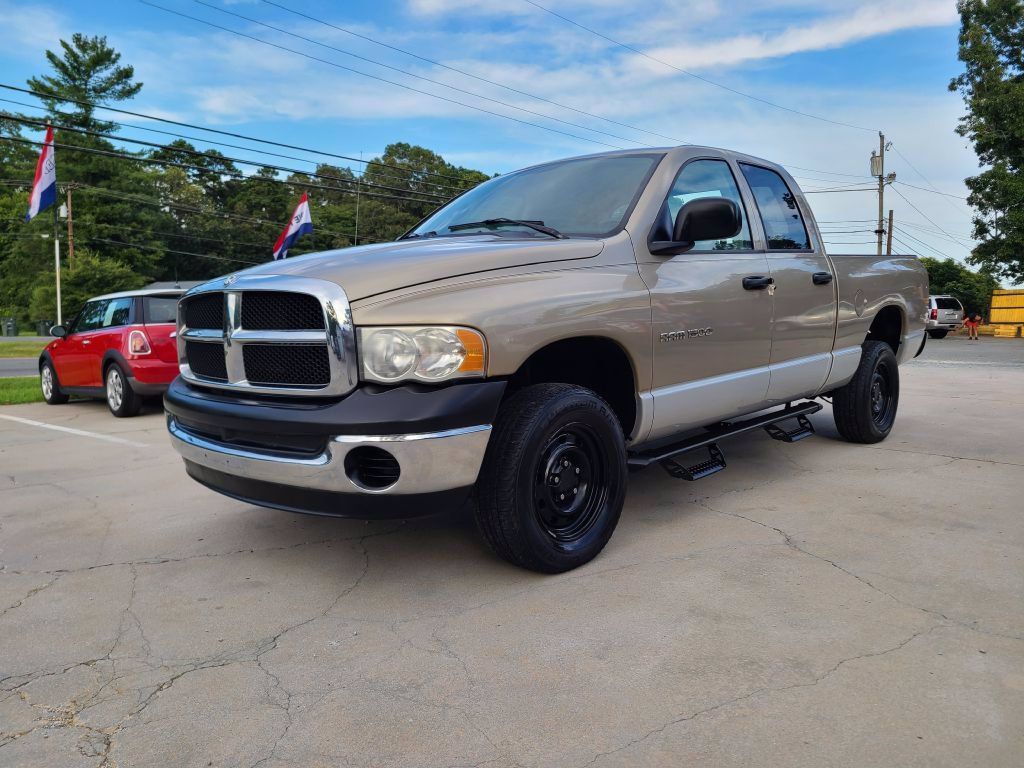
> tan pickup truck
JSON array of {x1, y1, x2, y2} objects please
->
[{"x1": 165, "y1": 146, "x2": 929, "y2": 573}]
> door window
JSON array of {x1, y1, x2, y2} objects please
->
[
  {"x1": 73, "y1": 300, "x2": 110, "y2": 333},
  {"x1": 102, "y1": 297, "x2": 133, "y2": 328},
  {"x1": 739, "y1": 164, "x2": 811, "y2": 250},
  {"x1": 663, "y1": 159, "x2": 752, "y2": 251}
]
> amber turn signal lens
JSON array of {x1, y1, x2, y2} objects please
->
[{"x1": 456, "y1": 328, "x2": 485, "y2": 373}]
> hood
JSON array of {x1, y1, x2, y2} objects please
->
[{"x1": 224, "y1": 235, "x2": 604, "y2": 301}]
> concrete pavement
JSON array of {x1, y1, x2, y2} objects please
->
[{"x1": 0, "y1": 336, "x2": 1021, "y2": 767}]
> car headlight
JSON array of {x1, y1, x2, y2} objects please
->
[{"x1": 357, "y1": 326, "x2": 486, "y2": 384}]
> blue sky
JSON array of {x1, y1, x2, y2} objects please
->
[{"x1": 0, "y1": 0, "x2": 980, "y2": 264}]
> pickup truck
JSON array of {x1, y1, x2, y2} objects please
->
[{"x1": 164, "y1": 146, "x2": 929, "y2": 573}]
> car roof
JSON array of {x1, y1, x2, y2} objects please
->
[{"x1": 89, "y1": 288, "x2": 185, "y2": 301}]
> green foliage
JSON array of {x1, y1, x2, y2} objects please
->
[
  {"x1": 27, "y1": 33, "x2": 142, "y2": 132},
  {"x1": 29, "y1": 250, "x2": 146, "y2": 324},
  {"x1": 950, "y1": 0, "x2": 1024, "y2": 282},
  {"x1": 0, "y1": 33, "x2": 490, "y2": 325},
  {"x1": 920, "y1": 256, "x2": 1000, "y2": 315}
]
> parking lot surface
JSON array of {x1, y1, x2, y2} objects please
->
[{"x1": 1, "y1": 337, "x2": 1022, "y2": 767}]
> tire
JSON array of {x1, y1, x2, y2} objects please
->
[
  {"x1": 927, "y1": 329, "x2": 948, "y2": 339},
  {"x1": 832, "y1": 341, "x2": 899, "y2": 444},
  {"x1": 105, "y1": 363, "x2": 141, "y2": 417},
  {"x1": 475, "y1": 383, "x2": 627, "y2": 573},
  {"x1": 40, "y1": 361, "x2": 69, "y2": 405}
]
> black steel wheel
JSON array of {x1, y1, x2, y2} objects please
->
[
  {"x1": 476, "y1": 383, "x2": 627, "y2": 573},
  {"x1": 832, "y1": 340, "x2": 900, "y2": 443}
]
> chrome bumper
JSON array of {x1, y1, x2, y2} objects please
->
[{"x1": 168, "y1": 417, "x2": 491, "y2": 495}]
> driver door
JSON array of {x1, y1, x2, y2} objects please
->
[{"x1": 636, "y1": 157, "x2": 774, "y2": 442}]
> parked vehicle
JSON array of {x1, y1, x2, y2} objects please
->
[
  {"x1": 165, "y1": 147, "x2": 929, "y2": 572},
  {"x1": 40, "y1": 289, "x2": 183, "y2": 416},
  {"x1": 925, "y1": 295, "x2": 964, "y2": 338}
]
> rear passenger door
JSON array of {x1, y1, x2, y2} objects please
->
[{"x1": 738, "y1": 163, "x2": 837, "y2": 403}]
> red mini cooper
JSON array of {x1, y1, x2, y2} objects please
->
[{"x1": 39, "y1": 289, "x2": 183, "y2": 417}]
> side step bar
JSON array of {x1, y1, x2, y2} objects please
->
[{"x1": 627, "y1": 401, "x2": 823, "y2": 479}]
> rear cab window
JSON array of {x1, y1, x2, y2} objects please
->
[
  {"x1": 144, "y1": 295, "x2": 180, "y2": 324},
  {"x1": 739, "y1": 163, "x2": 812, "y2": 250}
]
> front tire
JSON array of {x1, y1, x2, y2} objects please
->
[
  {"x1": 927, "y1": 329, "x2": 948, "y2": 339},
  {"x1": 40, "y1": 362, "x2": 69, "y2": 405},
  {"x1": 475, "y1": 384, "x2": 627, "y2": 573},
  {"x1": 832, "y1": 340, "x2": 899, "y2": 444},
  {"x1": 105, "y1": 363, "x2": 141, "y2": 417}
]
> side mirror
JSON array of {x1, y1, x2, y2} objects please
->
[
  {"x1": 49, "y1": 325, "x2": 67, "y2": 338},
  {"x1": 651, "y1": 197, "x2": 742, "y2": 255}
]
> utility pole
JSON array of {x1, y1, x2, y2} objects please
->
[
  {"x1": 870, "y1": 132, "x2": 896, "y2": 257},
  {"x1": 886, "y1": 209, "x2": 894, "y2": 256},
  {"x1": 52, "y1": 191, "x2": 62, "y2": 325},
  {"x1": 65, "y1": 184, "x2": 76, "y2": 267}
]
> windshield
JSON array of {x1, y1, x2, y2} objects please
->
[{"x1": 408, "y1": 153, "x2": 663, "y2": 239}]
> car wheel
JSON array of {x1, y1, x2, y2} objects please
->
[
  {"x1": 475, "y1": 383, "x2": 627, "y2": 573},
  {"x1": 832, "y1": 340, "x2": 900, "y2": 444},
  {"x1": 105, "y1": 363, "x2": 141, "y2": 417},
  {"x1": 40, "y1": 362, "x2": 69, "y2": 405},
  {"x1": 927, "y1": 330, "x2": 948, "y2": 339}
]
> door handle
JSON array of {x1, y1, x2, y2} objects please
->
[
  {"x1": 82, "y1": 340, "x2": 91, "y2": 345},
  {"x1": 742, "y1": 275, "x2": 774, "y2": 291},
  {"x1": 812, "y1": 272, "x2": 833, "y2": 285}
]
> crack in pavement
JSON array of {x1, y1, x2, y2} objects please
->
[{"x1": 579, "y1": 624, "x2": 942, "y2": 767}]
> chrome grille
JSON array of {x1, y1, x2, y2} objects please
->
[{"x1": 177, "y1": 275, "x2": 357, "y2": 397}]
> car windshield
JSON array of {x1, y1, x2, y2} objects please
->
[{"x1": 407, "y1": 154, "x2": 663, "y2": 239}]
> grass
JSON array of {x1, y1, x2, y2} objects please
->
[
  {"x1": 0, "y1": 376, "x2": 43, "y2": 405},
  {"x1": 0, "y1": 341, "x2": 47, "y2": 358}
]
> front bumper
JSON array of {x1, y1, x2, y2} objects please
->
[{"x1": 164, "y1": 377, "x2": 505, "y2": 518}]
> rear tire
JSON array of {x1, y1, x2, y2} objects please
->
[
  {"x1": 475, "y1": 383, "x2": 627, "y2": 573},
  {"x1": 927, "y1": 329, "x2": 948, "y2": 339},
  {"x1": 832, "y1": 340, "x2": 899, "y2": 444},
  {"x1": 105, "y1": 363, "x2": 141, "y2": 417},
  {"x1": 40, "y1": 362, "x2": 69, "y2": 405}
]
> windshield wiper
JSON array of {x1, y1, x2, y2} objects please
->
[{"x1": 446, "y1": 218, "x2": 566, "y2": 239}]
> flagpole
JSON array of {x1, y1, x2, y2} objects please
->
[{"x1": 53, "y1": 189, "x2": 61, "y2": 325}]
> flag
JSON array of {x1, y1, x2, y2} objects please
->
[
  {"x1": 273, "y1": 192, "x2": 313, "y2": 259},
  {"x1": 25, "y1": 125, "x2": 57, "y2": 222}
]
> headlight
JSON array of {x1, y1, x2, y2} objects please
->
[{"x1": 358, "y1": 326, "x2": 486, "y2": 384}]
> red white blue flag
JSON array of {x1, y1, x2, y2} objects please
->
[
  {"x1": 25, "y1": 125, "x2": 57, "y2": 222},
  {"x1": 273, "y1": 192, "x2": 313, "y2": 259}
]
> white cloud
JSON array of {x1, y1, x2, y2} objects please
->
[{"x1": 0, "y1": 0, "x2": 70, "y2": 56}]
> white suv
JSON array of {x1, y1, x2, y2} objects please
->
[{"x1": 926, "y1": 295, "x2": 964, "y2": 339}]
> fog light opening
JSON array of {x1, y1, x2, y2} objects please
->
[{"x1": 344, "y1": 446, "x2": 401, "y2": 490}]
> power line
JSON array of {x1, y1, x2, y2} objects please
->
[
  {"x1": 258, "y1": 0, "x2": 693, "y2": 148},
  {"x1": 193, "y1": 0, "x2": 662, "y2": 149},
  {"x1": 892, "y1": 226, "x2": 949, "y2": 258},
  {"x1": 893, "y1": 180, "x2": 968, "y2": 200},
  {"x1": 0, "y1": 83, "x2": 474, "y2": 186},
  {"x1": 519, "y1": 0, "x2": 878, "y2": 133},
  {"x1": 5, "y1": 113, "x2": 450, "y2": 203},
  {"x1": 889, "y1": 184, "x2": 971, "y2": 254},
  {"x1": 138, "y1": 0, "x2": 630, "y2": 150},
  {"x1": 889, "y1": 234, "x2": 924, "y2": 258},
  {"x1": 85, "y1": 236, "x2": 265, "y2": 265},
  {"x1": 803, "y1": 187, "x2": 877, "y2": 194},
  {"x1": 1, "y1": 131, "x2": 450, "y2": 209},
  {"x1": 0, "y1": 96, "x2": 469, "y2": 196},
  {"x1": 889, "y1": 144, "x2": 973, "y2": 220}
]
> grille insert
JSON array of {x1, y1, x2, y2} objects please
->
[
  {"x1": 186, "y1": 341, "x2": 227, "y2": 381},
  {"x1": 183, "y1": 293, "x2": 223, "y2": 330},
  {"x1": 240, "y1": 291, "x2": 324, "y2": 331},
  {"x1": 242, "y1": 344, "x2": 330, "y2": 387}
]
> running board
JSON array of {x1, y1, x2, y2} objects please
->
[{"x1": 627, "y1": 401, "x2": 823, "y2": 475}]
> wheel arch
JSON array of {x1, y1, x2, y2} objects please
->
[
  {"x1": 865, "y1": 304, "x2": 905, "y2": 355},
  {"x1": 506, "y1": 335, "x2": 638, "y2": 437}
]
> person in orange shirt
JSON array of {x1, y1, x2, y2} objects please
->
[{"x1": 963, "y1": 312, "x2": 981, "y2": 340}]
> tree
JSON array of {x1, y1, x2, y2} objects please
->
[
  {"x1": 27, "y1": 34, "x2": 143, "y2": 132},
  {"x1": 29, "y1": 250, "x2": 146, "y2": 323},
  {"x1": 919, "y1": 257, "x2": 1000, "y2": 316},
  {"x1": 949, "y1": 0, "x2": 1024, "y2": 283}
]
